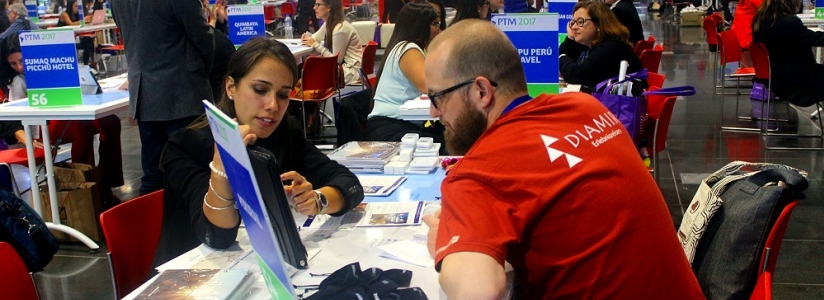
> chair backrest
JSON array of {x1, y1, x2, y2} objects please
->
[
  {"x1": 703, "y1": 17, "x2": 718, "y2": 46},
  {"x1": 710, "y1": 12, "x2": 724, "y2": 26},
  {"x1": 279, "y1": 1, "x2": 296, "y2": 17},
  {"x1": 351, "y1": 21, "x2": 377, "y2": 46},
  {"x1": 749, "y1": 42, "x2": 771, "y2": 81},
  {"x1": 646, "y1": 93, "x2": 677, "y2": 154},
  {"x1": 639, "y1": 49, "x2": 663, "y2": 73},
  {"x1": 379, "y1": 23, "x2": 395, "y2": 48},
  {"x1": 717, "y1": 30, "x2": 743, "y2": 66},
  {"x1": 647, "y1": 72, "x2": 666, "y2": 88},
  {"x1": 647, "y1": 35, "x2": 656, "y2": 43},
  {"x1": 264, "y1": 5, "x2": 276, "y2": 20},
  {"x1": 301, "y1": 54, "x2": 340, "y2": 94},
  {"x1": 750, "y1": 271, "x2": 772, "y2": 300},
  {"x1": 634, "y1": 39, "x2": 656, "y2": 57},
  {"x1": 0, "y1": 242, "x2": 39, "y2": 300},
  {"x1": 361, "y1": 41, "x2": 378, "y2": 77},
  {"x1": 100, "y1": 190, "x2": 164, "y2": 298},
  {"x1": 757, "y1": 200, "x2": 798, "y2": 275}
]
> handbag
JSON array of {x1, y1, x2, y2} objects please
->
[
  {"x1": 591, "y1": 69, "x2": 650, "y2": 145},
  {"x1": 0, "y1": 190, "x2": 59, "y2": 272}
]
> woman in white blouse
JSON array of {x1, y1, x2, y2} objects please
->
[{"x1": 300, "y1": 0, "x2": 362, "y2": 85}]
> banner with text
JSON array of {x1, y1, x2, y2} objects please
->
[
  {"x1": 203, "y1": 101, "x2": 297, "y2": 300},
  {"x1": 19, "y1": 30, "x2": 82, "y2": 107},
  {"x1": 492, "y1": 13, "x2": 559, "y2": 95},
  {"x1": 228, "y1": 5, "x2": 265, "y2": 47},
  {"x1": 25, "y1": 0, "x2": 38, "y2": 22},
  {"x1": 817, "y1": 0, "x2": 824, "y2": 19},
  {"x1": 547, "y1": 0, "x2": 575, "y2": 44}
]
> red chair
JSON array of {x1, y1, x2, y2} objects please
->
[
  {"x1": 279, "y1": 1, "x2": 296, "y2": 18},
  {"x1": 647, "y1": 72, "x2": 666, "y2": 88},
  {"x1": 634, "y1": 37, "x2": 656, "y2": 57},
  {"x1": 749, "y1": 271, "x2": 772, "y2": 300},
  {"x1": 643, "y1": 87, "x2": 677, "y2": 183},
  {"x1": 359, "y1": 41, "x2": 378, "y2": 90},
  {"x1": 100, "y1": 190, "x2": 164, "y2": 299},
  {"x1": 0, "y1": 148, "x2": 46, "y2": 196},
  {"x1": 290, "y1": 55, "x2": 340, "y2": 138},
  {"x1": 749, "y1": 42, "x2": 824, "y2": 149},
  {"x1": 265, "y1": 5, "x2": 277, "y2": 31},
  {"x1": 639, "y1": 49, "x2": 663, "y2": 73},
  {"x1": 756, "y1": 200, "x2": 798, "y2": 276},
  {"x1": 0, "y1": 242, "x2": 39, "y2": 300}
]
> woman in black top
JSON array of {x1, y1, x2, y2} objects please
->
[
  {"x1": 153, "y1": 38, "x2": 364, "y2": 267},
  {"x1": 450, "y1": 0, "x2": 490, "y2": 26},
  {"x1": 752, "y1": 0, "x2": 824, "y2": 106},
  {"x1": 57, "y1": 0, "x2": 95, "y2": 67},
  {"x1": 558, "y1": 1, "x2": 642, "y2": 90}
]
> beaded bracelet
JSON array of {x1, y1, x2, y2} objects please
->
[
  {"x1": 209, "y1": 161, "x2": 228, "y2": 179},
  {"x1": 203, "y1": 194, "x2": 236, "y2": 210}
]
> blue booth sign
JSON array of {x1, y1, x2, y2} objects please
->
[
  {"x1": 25, "y1": 0, "x2": 38, "y2": 22},
  {"x1": 547, "y1": 0, "x2": 575, "y2": 44},
  {"x1": 227, "y1": 5, "x2": 265, "y2": 47},
  {"x1": 19, "y1": 30, "x2": 82, "y2": 107},
  {"x1": 817, "y1": 0, "x2": 824, "y2": 19},
  {"x1": 492, "y1": 13, "x2": 559, "y2": 95}
]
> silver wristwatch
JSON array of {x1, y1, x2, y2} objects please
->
[{"x1": 313, "y1": 190, "x2": 329, "y2": 215}]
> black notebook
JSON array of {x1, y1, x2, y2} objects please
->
[{"x1": 246, "y1": 144, "x2": 309, "y2": 269}]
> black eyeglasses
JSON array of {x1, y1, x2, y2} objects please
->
[
  {"x1": 427, "y1": 79, "x2": 499, "y2": 109},
  {"x1": 568, "y1": 17, "x2": 593, "y2": 27}
]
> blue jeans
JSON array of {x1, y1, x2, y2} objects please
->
[{"x1": 138, "y1": 116, "x2": 197, "y2": 195}]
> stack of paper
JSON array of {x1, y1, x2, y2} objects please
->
[
  {"x1": 398, "y1": 96, "x2": 431, "y2": 118},
  {"x1": 407, "y1": 157, "x2": 439, "y2": 174},
  {"x1": 328, "y1": 141, "x2": 401, "y2": 173}
]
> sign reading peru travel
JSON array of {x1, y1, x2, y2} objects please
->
[
  {"x1": 492, "y1": 13, "x2": 559, "y2": 95},
  {"x1": 547, "y1": 0, "x2": 576, "y2": 43},
  {"x1": 227, "y1": 5, "x2": 265, "y2": 47},
  {"x1": 19, "y1": 30, "x2": 82, "y2": 107}
]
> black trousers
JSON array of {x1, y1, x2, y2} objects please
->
[
  {"x1": 79, "y1": 36, "x2": 95, "y2": 65},
  {"x1": 296, "y1": 11, "x2": 319, "y2": 36},
  {"x1": 137, "y1": 116, "x2": 198, "y2": 195}
]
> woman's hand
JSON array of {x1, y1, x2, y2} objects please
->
[
  {"x1": 237, "y1": 124, "x2": 258, "y2": 146},
  {"x1": 214, "y1": 2, "x2": 227, "y2": 23},
  {"x1": 566, "y1": 22, "x2": 575, "y2": 41},
  {"x1": 118, "y1": 80, "x2": 129, "y2": 90},
  {"x1": 281, "y1": 171, "x2": 317, "y2": 215},
  {"x1": 301, "y1": 34, "x2": 316, "y2": 47}
]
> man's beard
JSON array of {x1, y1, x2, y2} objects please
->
[{"x1": 444, "y1": 101, "x2": 487, "y2": 156}]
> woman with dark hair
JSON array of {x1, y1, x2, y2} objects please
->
[
  {"x1": 558, "y1": 0, "x2": 642, "y2": 90},
  {"x1": 153, "y1": 38, "x2": 364, "y2": 267},
  {"x1": 427, "y1": 0, "x2": 447, "y2": 31},
  {"x1": 365, "y1": 2, "x2": 446, "y2": 153},
  {"x1": 57, "y1": 0, "x2": 96, "y2": 68},
  {"x1": 753, "y1": 0, "x2": 824, "y2": 107},
  {"x1": 300, "y1": 0, "x2": 362, "y2": 85},
  {"x1": 0, "y1": 33, "x2": 124, "y2": 200},
  {"x1": 450, "y1": 0, "x2": 489, "y2": 26}
]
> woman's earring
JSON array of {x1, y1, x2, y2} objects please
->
[{"x1": 228, "y1": 95, "x2": 234, "y2": 101}]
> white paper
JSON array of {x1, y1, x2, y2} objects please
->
[
  {"x1": 358, "y1": 175, "x2": 407, "y2": 196},
  {"x1": 357, "y1": 201, "x2": 425, "y2": 227},
  {"x1": 379, "y1": 240, "x2": 434, "y2": 268}
]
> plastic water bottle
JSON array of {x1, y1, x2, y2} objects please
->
[
  {"x1": 284, "y1": 15, "x2": 293, "y2": 38},
  {"x1": 78, "y1": 4, "x2": 85, "y2": 27}
]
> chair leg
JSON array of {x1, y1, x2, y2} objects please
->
[
  {"x1": 301, "y1": 100, "x2": 308, "y2": 139},
  {"x1": 107, "y1": 252, "x2": 118, "y2": 300}
]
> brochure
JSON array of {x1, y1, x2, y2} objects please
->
[
  {"x1": 358, "y1": 175, "x2": 407, "y2": 197},
  {"x1": 135, "y1": 269, "x2": 252, "y2": 300},
  {"x1": 302, "y1": 201, "x2": 425, "y2": 228}
]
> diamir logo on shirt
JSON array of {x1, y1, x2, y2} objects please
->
[{"x1": 541, "y1": 135, "x2": 582, "y2": 168}]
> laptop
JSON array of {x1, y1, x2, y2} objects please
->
[
  {"x1": 78, "y1": 65, "x2": 102, "y2": 95},
  {"x1": 90, "y1": 9, "x2": 105, "y2": 25}
]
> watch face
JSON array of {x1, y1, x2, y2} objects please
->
[{"x1": 319, "y1": 193, "x2": 329, "y2": 206}]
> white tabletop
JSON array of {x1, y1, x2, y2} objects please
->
[
  {"x1": 35, "y1": 18, "x2": 59, "y2": 27},
  {"x1": 46, "y1": 22, "x2": 117, "y2": 34},
  {"x1": 277, "y1": 39, "x2": 313, "y2": 61},
  {"x1": 0, "y1": 75, "x2": 129, "y2": 121}
]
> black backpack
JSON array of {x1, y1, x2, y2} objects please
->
[{"x1": 0, "y1": 190, "x2": 59, "y2": 272}]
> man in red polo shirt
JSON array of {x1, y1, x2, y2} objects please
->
[{"x1": 422, "y1": 20, "x2": 705, "y2": 300}]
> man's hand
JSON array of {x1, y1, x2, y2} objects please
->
[{"x1": 423, "y1": 209, "x2": 441, "y2": 258}]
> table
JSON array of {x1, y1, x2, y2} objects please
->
[
  {"x1": 124, "y1": 169, "x2": 514, "y2": 299},
  {"x1": 276, "y1": 38, "x2": 313, "y2": 62},
  {"x1": 47, "y1": 23, "x2": 118, "y2": 45},
  {"x1": 0, "y1": 75, "x2": 129, "y2": 252},
  {"x1": 35, "y1": 18, "x2": 59, "y2": 28},
  {"x1": 800, "y1": 14, "x2": 824, "y2": 27}
]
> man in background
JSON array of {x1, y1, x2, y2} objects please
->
[
  {"x1": 604, "y1": 0, "x2": 644, "y2": 46},
  {"x1": 423, "y1": 20, "x2": 703, "y2": 299},
  {"x1": 111, "y1": 0, "x2": 214, "y2": 195}
]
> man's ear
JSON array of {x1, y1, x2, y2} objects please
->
[{"x1": 474, "y1": 76, "x2": 495, "y2": 109}]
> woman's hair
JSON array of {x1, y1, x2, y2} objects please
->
[
  {"x1": 373, "y1": 2, "x2": 438, "y2": 95},
  {"x1": 451, "y1": 0, "x2": 484, "y2": 26},
  {"x1": 190, "y1": 38, "x2": 299, "y2": 129},
  {"x1": 752, "y1": 0, "x2": 801, "y2": 33},
  {"x1": 65, "y1": 0, "x2": 80, "y2": 20},
  {"x1": 321, "y1": 0, "x2": 345, "y2": 49},
  {"x1": 0, "y1": 33, "x2": 21, "y2": 87},
  {"x1": 426, "y1": 0, "x2": 447, "y2": 30},
  {"x1": 572, "y1": 1, "x2": 630, "y2": 46}
]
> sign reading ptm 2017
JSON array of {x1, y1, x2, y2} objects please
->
[
  {"x1": 492, "y1": 13, "x2": 559, "y2": 95},
  {"x1": 19, "y1": 30, "x2": 82, "y2": 107},
  {"x1": 228, "y1": 5, "x2": 265, "y2": 47}
]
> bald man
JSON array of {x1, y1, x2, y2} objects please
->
[{"x1": 422, "y1": 20, "x2": 704, "y2": 300}]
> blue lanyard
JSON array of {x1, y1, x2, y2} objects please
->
[{"x1": 501, "y1": 95, "x2": 533, "y2": 116}]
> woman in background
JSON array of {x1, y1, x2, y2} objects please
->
[
  {"x1": 300, "y1": 0, "x2": 362, "y2": 85},
  {"x1": 366, "y1": 2, "x2": 446, "y2": 154},
  {"x1": 558, "y1": 0, "x2": 642, "y2": 90},
  {"x1": 57, "y1": 0, "x2": 96, "y2": 68},
  {"x1": 154, "y1": 38, "x2": 364, "y2": 267},
  {"x1": 450, "y1": 0, "x2": 489, "y2": 26}
]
